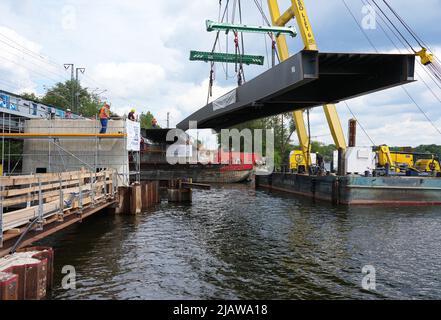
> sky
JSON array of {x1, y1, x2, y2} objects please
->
[{"x1": 0, "y1": 0, "x2": 441, "y2": 148}]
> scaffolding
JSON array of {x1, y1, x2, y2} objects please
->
[{"x1": 0, "y1": 115, "x2": 141, "y2": 185}]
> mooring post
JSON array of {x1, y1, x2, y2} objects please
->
[
  {"x1": 130, "y1": 184, "x2": 142, "y2": 215},
  {"x1": 141, "y1": 182, "x2": 149, "y2": 210},
  {"x1": 156, "y1": 181, "x2": 160, "y2": 204},
  {"x1": 37, "y1": 177, "x2": 44, "y2": 231},
  {"x1": 149, "y1": 182, "x2": 154, "y2": 206}
]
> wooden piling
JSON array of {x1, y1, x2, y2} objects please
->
[
  {"x1": 130, "y1": 184, "x2": 142, "y2": 215},
  {"x1": 116, "y1": 181, "x2": 160, "y2": 214},
  {"x1": 141, "y1": 183, "x2": 149, "y2": 211},
  {"x1": 116, "y1": 186, "x2": 130, "y2": 214},
  {"x1": 155, "y1": 181, "x2": 160, "y2": 204}
]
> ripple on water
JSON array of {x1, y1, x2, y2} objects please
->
[{"x1": 40, "y1": 185, "x2": 441, "y2": 300}]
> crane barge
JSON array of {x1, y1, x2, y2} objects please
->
[{"x1": 180, "y1": 0, "x2": 441, "y2": 205}]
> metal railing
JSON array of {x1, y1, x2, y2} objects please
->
[
  {"x1": 0, "y1": 89, "x2": 81, "y2": 120},
  {"x1": 0, "y1": 169, "x2": 118, "y2": 249}
]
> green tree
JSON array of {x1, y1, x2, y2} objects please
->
[
  {"x1": 139, "y1": 111, "x2": 161, "y2": 129},
  {"x1": 41, "y1": 80, "x2": 103, "y2": 117},
  {"x1": 415, "y1": 144, "x2": 441, "y2": 156},
  {"x1": 217, "y1": 112, "x2": 296, "y2": 169}
]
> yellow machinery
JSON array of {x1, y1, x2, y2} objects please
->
[
  {"x1": 289, "y1": 150, "x2": 306, "y2": 171},
  {"x1": 377, "y1": 145, "x2": 411, "y2": 173},
  {"x1": 415, "y1": 158, "x2": 441, "y2": 173},
  {"x1": 289, "y1": 150, "x2": 317, "y2": 171},
  {"x1": 267, "y1": 0, "x2": 347, "y2": 170},
  {"x1": 376, "y1": 145, "x2": 441, "y2": 173},
  {"x1": 390, "y1": 152, "x2": 414, "y2": 168}
]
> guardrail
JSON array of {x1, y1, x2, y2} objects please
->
[{"x1": 0, "y1": 169, "x2": 117, "y2": 248}]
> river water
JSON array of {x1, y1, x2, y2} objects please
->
[{"x1": 39, "y1": 184, "x2": 441, "y2": 300}]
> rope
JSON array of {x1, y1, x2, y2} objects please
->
[
  {"x1": 382, "y1": 0, "x2": 427, "y2": 50},
  {"x1": 344, "y1": 102, "x2": 376, "y2": 146},
  {"x1": 363, "y1": 0, "x2": 441, "y2": 94},
  {"x1": 207, "y1": 0, "x2": 231, "y2": 104},
  {"x1": 306, "y1": 109, "x2": 312, "y2": 174},
  {"x1": 370, "y1": 0, "x2": 417, "y2": 52},
  {"x1": 342, "y1": 0, "x2": 377, "y2": 51},
  {"x1": 363, "y1": 0, "x2": 441, "y2": 92},
  {"x1": 343, "y1": 0, "x2": 441, "y2": 138}
]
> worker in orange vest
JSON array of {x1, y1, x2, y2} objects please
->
[
  {"x1": 151, "y1": 117, "x2": 158, "y2": 128},
  {"x1": 99, "y1": 103, "x2": 111, "y2": 134}
]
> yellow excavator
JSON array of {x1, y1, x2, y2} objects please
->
[{"x1": 376, "y1": 145, "x2": 441, "y2": 175}]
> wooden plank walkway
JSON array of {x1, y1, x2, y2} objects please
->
[{"x1": 1, "y1": 169, "x2": 118, "y2": 257}]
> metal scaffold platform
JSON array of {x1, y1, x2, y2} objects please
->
[
  {"x1": 1, "y1": 117, "x2": 141, "y2": 185},
  {"x1": 1, "y1": 133, "x2": 127, "y2": 139}
]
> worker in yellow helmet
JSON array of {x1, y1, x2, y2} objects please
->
[{"x1": 128, "y1": 108, "x2": 136, "y2": 121}]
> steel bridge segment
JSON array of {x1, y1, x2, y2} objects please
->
[{"x1": 177, "y1": 50, "x2": 416, "y2": 131}]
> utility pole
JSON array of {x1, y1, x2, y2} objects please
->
[
  {"x1": 75, "y1": 67, "x2": 86, "y2": 113},
  {"x1": 64, "y1": 64, "x2": 74, "y2": 111},
  {"x1": 167, "y1": 112, "x2": 170, "y2": 128}
]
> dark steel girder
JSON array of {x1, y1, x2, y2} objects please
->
[{"x1": 177, "y1": 50, "x2": 415, "y2": 130}]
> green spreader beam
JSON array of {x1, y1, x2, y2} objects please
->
[
  {"x1": 190, "y1": 51, "x2": 264, "y2": 66},
  {"x1": 206, "y1": 20, "x2": 297, "y2": 37}
]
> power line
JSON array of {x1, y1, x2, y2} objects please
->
[
  {"x1": 0, "y1": 37, "x2": 68, "y2": 81},
  {"x1": 0, "y1": 31, "x2": 129, "y2": 111},
  {"x1": 0, "y1": 31, "x2": 61, "y2": 68},
  {"x1": 0, "y1": 54, "x2": 61, "y2": 83},
  {"x1": 0, "y1": 47, "x2": 68, "y2": 82}
]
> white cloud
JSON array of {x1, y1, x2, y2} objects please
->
[
  {"x1": 90, "y1": 62, "x2": 166, "y2": 99},
  {"x1": 0, "y1": 26, "x2": 43, "y2": 93},
  {"x1": 0, "y1": 0, "x2": 441, "y2": 149}
]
